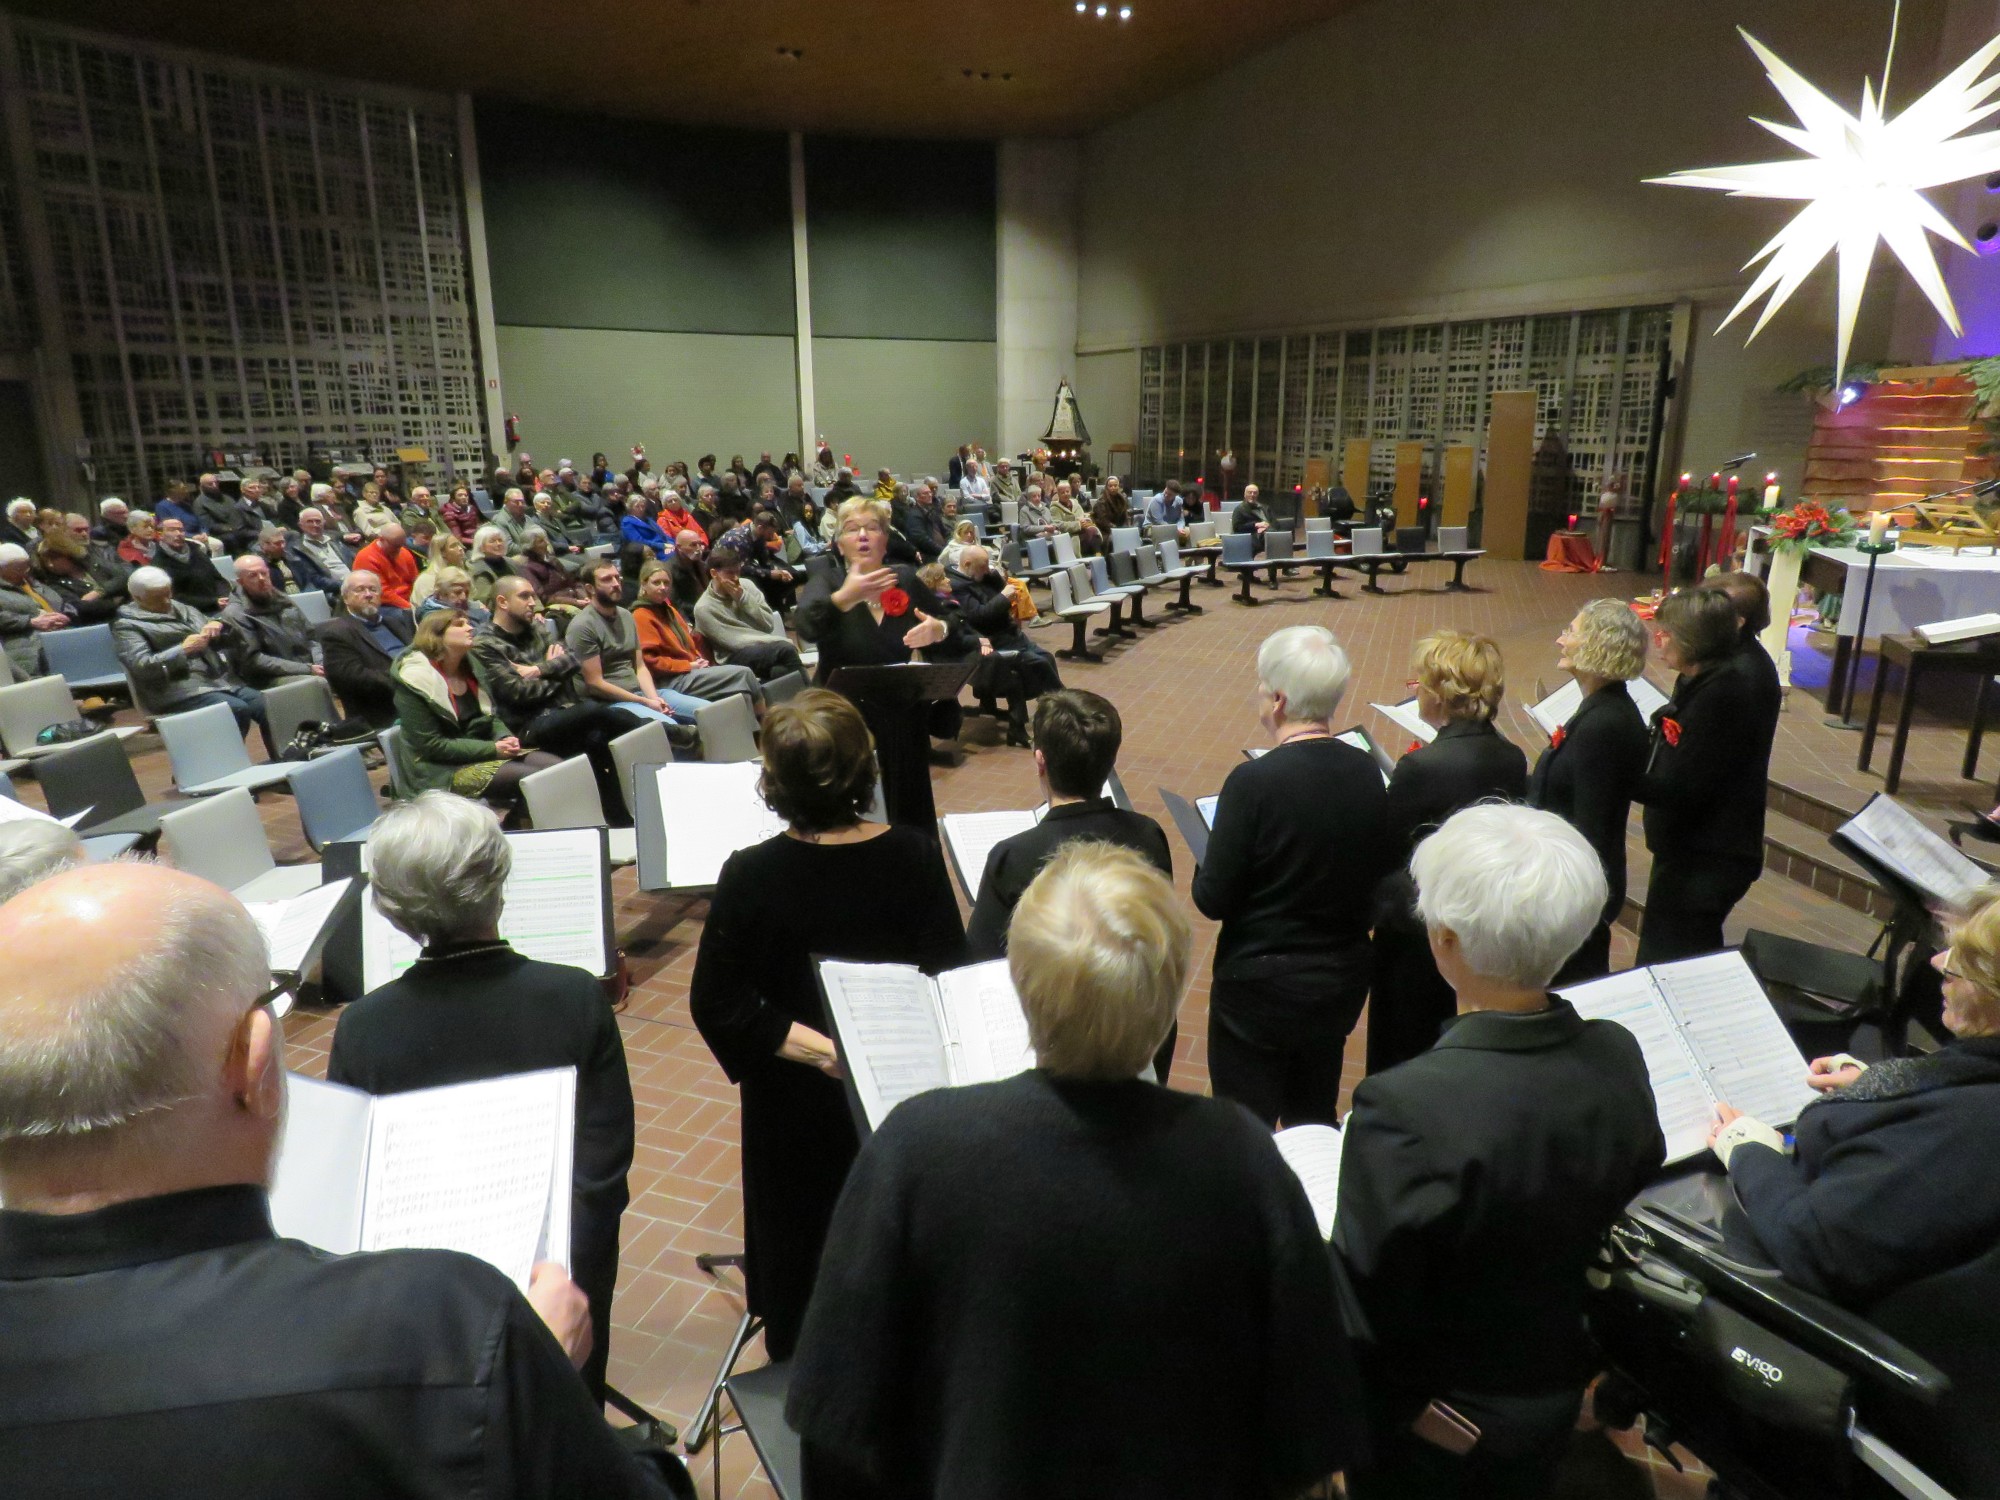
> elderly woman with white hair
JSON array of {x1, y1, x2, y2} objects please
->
[
  {"x1": 327, "y1": 790, "x2": 635, "y2": 1405},
  {"x1": 1335, "y1": 803, "x2": 1665, "y2": 1500},
  {"x1": 1529, "y1": 596, "x2": 1653, "y2": 982},
  {"x1": 788, "y1": 841, "x2": 1364, "y2": 1498},
  {"x1": 1191, "y1": 624, "x2": 1395, "y2": 1127}
]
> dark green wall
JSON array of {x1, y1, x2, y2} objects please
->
[
  {"x1": 804, "y1": 138, "x2": 996, "y2": 342},
  {"x1": 475, "y1": 102, "x2": 794, "y2": 336}
]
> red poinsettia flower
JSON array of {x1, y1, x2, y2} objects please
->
[
  {"x1": 1405, "y1": 739, "x2": 1423, "y2": 757},
  {"x1": 1661, "y1": 717, "x2": 1682, "y2": 747},
  {"x1": 1550, "y1": 726, "x2": 1566, "y2": 750},
  {"x1": 880, "y1": 587, "x2": 910, "y2": 618}
]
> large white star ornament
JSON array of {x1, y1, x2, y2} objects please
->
[{"x1": 1651, "y1": 27, "x2": 2000, "y2": 384}]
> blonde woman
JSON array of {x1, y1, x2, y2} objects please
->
[
  {"x1": 1369, "y1": 629, "x2": 1528, "y2": 1074},
  {"x1": 938, "y1": 517, "x2": 980, "y2": 572},
  {"x1": 794, "y1": 495, "x2": 950, "y2": 827},
  {"x1": 410, "y1": 532, "x2": 468, "y2": 611},
  {"x1": 352, "y1": 481, "x2": 395, "y2": 537},
  {"x1": 1528, "y1": 598, "x2": 1651, "y2": 981}
]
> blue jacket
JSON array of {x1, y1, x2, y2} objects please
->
[{"x1": 619, "y1": 513, "x2": 671, "y2": 559}]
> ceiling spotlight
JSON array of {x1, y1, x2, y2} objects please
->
[
  {"x1": 1075, "y1": 2, "x2": 1085, "y2": 10},
  {"x1": 1118, "y1": 5, "x2": 1132, "y2": 15},
  {"x1": 1096, "y1": 4, "x2": 1107, "y2": 15}
]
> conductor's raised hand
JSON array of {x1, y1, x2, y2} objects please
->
[
  {"x1": 903, "y1": 609, "x2": 948, "y2": 650},
  {"x1": 525, "y1": 1261, "x2": 593, "y2": 1369},
  {"x1": 833, "y1": 566, "x2": 896, "y2": 611}
]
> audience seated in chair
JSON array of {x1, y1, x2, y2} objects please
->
[
  {"x1": 0, "y1": 543, "x2": 68, "y2": 677},
  {"x1": 0, "y1": 862, "x2": 680, "y2": 1498},
  {"x1": 633, "y1": 562, "x2": 762, "y2": 714},
  {"x1": 328, "y1": 793, "x2": 637, "y2": 1405},
  {"x1": 392, "y1": 610, "x2": 559, "y2": 812},
  {"x1": 114, "y1": 566, "x2": 270, "y2": 747},
  {"x1": 690, "y1": 544, "x2": 803, "y2": 684},
  {"x1": 564, "y1": 561, "x2": 695, "y2": 727},
  {"x1": 350, "y1": 522, "x2": 420, "y2": 617},
  {"x1": 317, "y1": 570, "x2": 413, "y2": 730},
  {"x1": 221, "y1": 554, "x2": 323, "y2": 690},
  {"x1": 148, "y1": 516, "x2": 229, "y2": 615},
  {"x1": 287, "y1": 505, "x2": 354, "y2": 595}
]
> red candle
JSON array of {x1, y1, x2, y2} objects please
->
[{"x1": 1567, "y1": 512, "x2": 1579, "y2": 531}]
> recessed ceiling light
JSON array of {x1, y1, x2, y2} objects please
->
[
  {"x1": 1096, "y1": 4, "x2": 1108, "y2": 15},
  {"x1": 1075, "y1": 2, "x2": 1085, "y2": 10},
  {"x1": 1118, "y1": 5, "x2": 1131, "y2": 16}
]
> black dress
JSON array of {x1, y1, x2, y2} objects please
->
[
  {"x1": 1368, "y1": 718, "x2": 1529, "y2": 1075},
  {"x1": 787, "y1": 1070, "x2": 1365, "y2": 1499},
  {"x1": 1191, "y1": 737, "x2": 1394, "y2": 1127},
  {"x1": 1528, "y1": 680, "x2": 1650, "y2": 982},
  {"x1": 1634, "y1": 641, "x2": 1780, "y2": 965},
  {"x1": 794, "y1": 564, "x2": 954, "y2": 831},
  {"x1": 688, "y1": 827, "x2": 964, "y2": 1358},
  {"x1": 325, "y1": 943, "x2": 635, "y2": 1405}
]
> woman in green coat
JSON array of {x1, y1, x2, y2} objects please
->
[{"x1": 390, "y1": 611, "x2": 558, "y2": 810}]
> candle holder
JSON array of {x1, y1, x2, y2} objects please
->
[{"x1": 1829, "y1": 536, "x2": 1897, "y2": 728}]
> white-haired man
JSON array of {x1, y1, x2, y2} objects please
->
[
  {"x1": 112, "y1": 565, "x2": 269, "y2": 745},
  {"x1": 0, "y1": 542, "x2": 70, "y2": 677},
  {"x1": 317, "y1": 570, "x2": 411, "y2": 729},
  {"x1": 0, "y1": 498, "x2": 40, "y2": 552},
  {"x1": 290, "y1": 504, "x2": 353, "y2": 594},
  {"x1": 0, "y1": 863, "x2": 682, "y2": 1496},
  {"x1": 1334, "y1": 803, "x2": 1665, "y2": 1500}
]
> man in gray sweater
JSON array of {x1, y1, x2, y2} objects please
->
[{"x1": 690, "y1": 545, "x2": 802, "y2": 683}]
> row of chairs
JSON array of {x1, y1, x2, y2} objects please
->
[{"x1": 1012, "y1": 533, "x2": 1209, "y2": 662}]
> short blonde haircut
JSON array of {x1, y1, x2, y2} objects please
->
[
  {"x1": 431, "y1": 564, "x2": 471, "y2": 596},
  {"x1": 1008, "y1": 842, "x2": 1189, "y2": 1080},
  {"x1": 1412, "y1": 629, "x2": 1506, "y2": 724},
  {"x1": 1943, "y1": 888, "x2": 2000, "y2": 1036},
  {"x1": 834, "y1": 495, "x2": 892, "y2": 533},
  {"x1": 1566, "y1": 598, "x2": 1647, "y2": 681},
  {"x1": 953, "y1": 519, "x2": 977, "y2": 542}
]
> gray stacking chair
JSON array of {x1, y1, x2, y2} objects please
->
[
  {"x1": 155, "y1": 702, "x2": 293, "y2": 796},
  {"x1": 287, "y1": 746, "x2": 383, "y2": 852},
  {"x1": 609, "y1": 719, "x2": 673, "y2": 822},
  {"x1": 158, "y1": 787, "x2": 322, "y2": 901},
  {"x1": 519, "y1": 753, "x2": 635, "y2": 867},
  {"x1": 0, "y1": 674, "x2": 144, "y2": 761},
  {"x1": 37, "y1": 624, "x2": 127, "y2": 696},
  {"x1": 696, "y1": 694, "x2": 759, "y2": 763}
]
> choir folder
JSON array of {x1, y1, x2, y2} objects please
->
[
  {"x1": 816, "y1": 958, "x2": 1037, "y2": 1132},
  {"x1": 935, "y1": 771, "x2": 1134, "y2": 899},
  {"x1": 1560, "y1": 951, "x2": 1816, "y2": 1165},
  {"x1": 270, "y1": 1067, "x2": 576, "y2": 1292},
  {"x1": 1831, "y1": 793, "x2": 1990, "y2": 912},
  {"x1": 244, "y1": 875, "x2": 359, "y2": 981}
]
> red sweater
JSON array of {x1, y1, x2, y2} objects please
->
[{"x1": 351, "y1": 539, "x2": 420, "y2": 608}]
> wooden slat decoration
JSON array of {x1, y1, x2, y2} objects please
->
[{"x1": 1801, "y1": 368, "x2": 1987, "y2": 515}]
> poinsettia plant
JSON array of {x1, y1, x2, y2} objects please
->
[{"x1": 1768, "y1": 499, "x2": 1857, "y2": 555}]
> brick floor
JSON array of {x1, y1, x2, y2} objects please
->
[{"x1": 31, "y1": 556, "x2": 1980, "y2": 1497}]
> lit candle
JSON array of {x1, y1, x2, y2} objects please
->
[
  {"x1": 1869, "y1": 510, "x2": 1890, "y2": 545},
  {"x1": 1763, "y1": 473, "x2": 1780, "y2": 508}
]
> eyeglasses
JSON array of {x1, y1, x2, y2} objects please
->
[{"x1": 250, "y1": 978, "x2": 298, "y2": 1022}]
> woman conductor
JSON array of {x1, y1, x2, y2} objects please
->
[{"x1": 794, "y1": 496, "x2": 954, "y2": 829}]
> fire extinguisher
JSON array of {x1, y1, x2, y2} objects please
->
[{"x1": 504, "y1": 412, "x2": 521, "y2": 448}]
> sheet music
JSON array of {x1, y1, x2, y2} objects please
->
[
  {"x1": 1370, "y1": 698, "x2": 1436, "y2": 746},
  {"x1": 269, "y1": 1073, "x2": 373, "y2": 1253},
  {"x1": 1562, "y1": 969, "x2": 1715, "y2": 1164},
  {"x1": 362, "y1": 829, "x2": 607, "y2": 991},
  {"x1": 1334, "y1": 729, "x2": 1393, "y2": 786},
  {"x1": 1195, "y1": 794, "x2": 1219, "y2": 828},
  {"x1": 819, "y1": 960, "x2": 952, "y2": 1131},
  {"x1": 359, "y1": 1068, "x2": 575, "y2": 1292},
  {"x1": 245, "y1": 877, "x2": 351, "y2": 975},
  {"x1": 1840, "y1": 794, "x2": 1989, "y2": 910},
  {"x1": 1653, "y1": 952, "x2": 1815, "y2": 1130},
  {"x1": 940, "y1": 810, "x2": 1038, "y2": 898},
  {"x1": 1273, "y1": 1124, "x2": 1344, "y2": 1240},
  {"x1": 1529, "y1": 676, "x2": 1671, "y2": 738},
  {"x1": 938, "y1": 959, "x2": 1037, "y2": 1084},
  {"x1": 653, "y1": 761, "x2": 788, "y2": 888},
  {"x1": 0, "y1": 795, "x2": 63, "y2": 827}
]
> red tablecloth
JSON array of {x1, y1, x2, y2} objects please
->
[{"x1": 1541, "y1": 531, "x2": 1601, "y2": 573}]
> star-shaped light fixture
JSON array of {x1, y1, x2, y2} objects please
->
[{"x1": 1651, "y1": 25, "x2": 2000, "y2": 384}]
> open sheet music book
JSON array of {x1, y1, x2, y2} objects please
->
[
  {"x1": 1158, "y1": 787, "x2": 1215, "y2": 862},
  {"x1": 818, "y1": 958, "x2": 1036, "y2": 1132},
  {"x1": 1274, "y1": 1124, "x2": 1344, "y2": 1240},
  {"x1": 270, "y1": 1067, "x2": 576, "y2": 1292},
  {"x1": 245, "y1": 876, "x2": 355, "y2": 978},
  {"x1": 1561, "y1": 951, "x2": 1815, "y2": 1165},
  {"x1": 1528, "y1": 676, "x2": 1670, "y2": 738},
  {"x1": 0, "y1": 796, "x2": 87, "y2": 829},
  {"x1": 636, "y1": 760, "x2": 788, "y2": 890},
  {"x1": 1833, "y1": 793, "x2": 1990, "y2": 912},
  {"x1": 1370, "y1": 697, "x2": 1435, "y2": 746},
  {"x1": 937, "y1": 778, "x2": 1129, "y2": 899},
  {"x1": 361, "y1": 827, "x2": 609, "y2": 991}
]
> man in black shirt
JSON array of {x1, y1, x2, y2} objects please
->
[
  {"x1": 964, "y1": 690, "x2": 1176, "y2": 1079},
  {"x1": 0, "y1": 862, "x2": 680, "y2": 1500}
]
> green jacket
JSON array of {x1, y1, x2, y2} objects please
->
[{"x1": 389, "y1": 648, "x2": 504, "y2": 795}]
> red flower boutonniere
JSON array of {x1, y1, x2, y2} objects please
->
[
  {"x1": 1550, "y1": 726, "x2": 1566, "y2": 750},
  {"x1": 1405, "y1": 739, "x2": 1423, "y2": 757},
  {"x1": 880, "y1": 587, "x2": 911, "y2": 618},
  {"x1": 1661, "y1": 717, "x2": 1682, "y2": 747}
]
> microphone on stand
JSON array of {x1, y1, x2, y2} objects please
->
[{"x1": 1718, "y1": 453, "x2": 1758, "y2": 471}]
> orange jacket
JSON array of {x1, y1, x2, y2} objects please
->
[
  {"x1": 351, "y1": 538, "x2": 420, "y2": 608},
  {"x1": 634, "y1": 600, "x2": 708, "y2": 677}
]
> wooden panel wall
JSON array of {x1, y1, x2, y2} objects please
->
[
  {"x1": 1393, "y1": 441, "x2": 1425, "y2": 526},
  {"x1": 1440, "y1": 443, "x2": 1476, "y2": 525},
  {"x1": 1483, "y1": 390, "x2": 1537, "y2": 560},
  {"x1": 1342, "y1": 438, "x2": 1371, "y2": 506},
  {"x1": 1803, "y1": 366, "x2": 1988, "y2": 514}
]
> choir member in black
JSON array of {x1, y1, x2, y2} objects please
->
[
  {"x1": 789, "y1": 842, "x2": 1363, "y2": 1499},
  {"x1": 1193, "y1": 625, "x2": 1393, "y2": 1126},
  {"x1": 963, "y1": 689, "x2": 1177, "y2": 1078},
  {"x1": 1337, "y1": 804, "x2": 1666, "y2": 1500},
  {"x1": 688, "y1": 691, "x2": 963, "y2": 1358},
  {"x1": 325, "y1": 792, "x2": 634, "y2": 1407},
  {"x1": 794, "y1": 496, "x2": 955, "y2": 830},
  {"x1": 1527, "y1": 598, "x2": 1652, "y2": 982},
  {"x1": 1369, "y1": 630, "x2": 1529, "y2": 1074},
  {"x1": 1634, "y1": 586, "x2": 1779, "y2": 964},
  {"x1": 1702, "y1": 568, "x2": 1783, "y2": 722}
]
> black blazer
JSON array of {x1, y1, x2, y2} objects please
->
[
  {"x1": 794, "y1": 564, "x2": 947, "y2": 687},
  {"x1": 1529, "y1": 680, "x2": 1650, "y2": 914},
  {"x1": 965, "y1": 799, "x2": 1173, "y2": 959},
  {"x1": 1638, "y1": 642, "x2": 1779, "y2": 865},
  {"x1": 1334, "y1": 999, "x2": 1665, "y2": 1413},
  {"x1": 317, "y1": 609, "x2": 414, "y2": 728},
  {"x1": 1192, "y1": 737, "x2": 1393, "y2": 977},
  {"x1": 1383, "y1": 717, "x2": 1529, "y2": 863}
]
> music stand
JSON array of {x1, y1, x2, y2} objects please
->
[{"x1": 825, "y1": 659, "x2": 980, "y2": 708}]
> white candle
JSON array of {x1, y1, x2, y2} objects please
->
[
  {"x1": 1763, "y1": 480, "x2": 1780, "y2": 508},
  {"x1": 1869, "y1": 510, "x2": 1890, "y2": 545}
]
